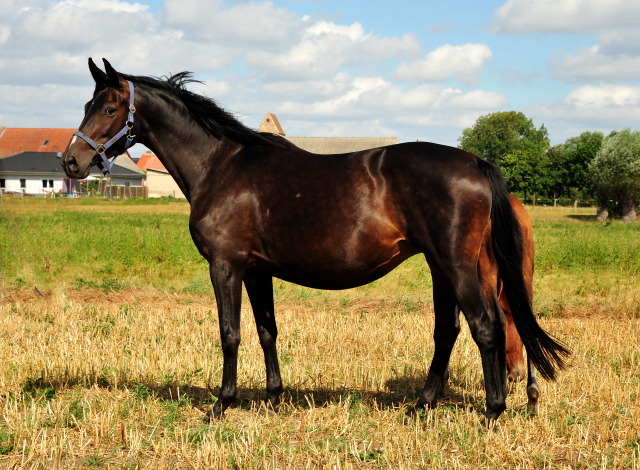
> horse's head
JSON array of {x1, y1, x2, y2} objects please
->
[{"x1": 61, "y1": 58, "x2": 135, "y2": 179}]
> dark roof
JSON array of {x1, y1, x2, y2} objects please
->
[{"x1": 0, "y1": 152, "x2": 144, "y2": 178}]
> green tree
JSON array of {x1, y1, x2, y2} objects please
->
[
  {"x1": 589, "y1": 129, "x2": 640, "y2": 220},
  {"x1": 458, "y1": 111, "x2": 550, "y2": 166},
  {"x1": 500, "y1": 148, "x2": 550, "y2": 202},
  {"x1": 547, "y1": 131, "x2": 603, "y2": 200}
]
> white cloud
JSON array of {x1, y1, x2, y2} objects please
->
[
  {"x1": 565, "y1": 84, "x2": 640, "y2": 108},
  {"x1": 526, "y1": 84, "x2": 640, "y2": 143},
  {"x1": 490, "y1": 0, "x2": 640, "y2": 34},
  {"x1": 225, "y1": 73, "x2": 508, "y2": 139},
  {"x1": 0, "y1": 83, "x2": 94, "y2": 127},
  {"x1": 551, "y1": 46, "x2": 640, "y2": 82},
  {"x1": 491, "y1": 0, "x2": 640, "y2": 82},
  {"x1": 393, "y1": 44, "x2": 492, "y2": 86},
  {"x1": 162, "y1": 0, "x2": 301, "y2": 49},
  {"x1": 245, "y1": 21, "x2": 420, "y2": 80}
]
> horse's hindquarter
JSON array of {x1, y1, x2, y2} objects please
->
[{"x1": 190, "y1": 142, "x2": 490, "y2": 289}]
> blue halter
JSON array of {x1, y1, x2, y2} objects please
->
[{"x1": 73, "y1": 80, "x2": 136, "y2": 176}]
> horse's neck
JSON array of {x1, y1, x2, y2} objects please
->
[{"x1": 136, "y1": 88, "x2": 232, "y2": 202}]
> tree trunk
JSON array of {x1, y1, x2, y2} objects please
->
[
  {"x1": 596, "y1": 207, "x2": 609, "y2": 221},
  {"x1": 574, "y1": 199, "x2": 578, "y2": 213},
  {"x1": 532, "y1": 194, "x2": 536, "y2": 211},
  {"x1": 620, "y1": 197, "x2": 637, "y2": 221}
]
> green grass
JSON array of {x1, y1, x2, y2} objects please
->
[
  {"x1": 1, "y1": 198, "x2": 639, "y2": 314},
  {"x1": 0, "y1": 201, "x2": 205, "y2": 291}
]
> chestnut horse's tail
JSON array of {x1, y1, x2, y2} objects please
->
[{"x1": 476, "y1": 158, "x2": 570, "y2": 381}]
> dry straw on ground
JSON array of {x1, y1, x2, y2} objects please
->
[{"x1": 0, "y1": 291, "x2": 638, "y2": 469}]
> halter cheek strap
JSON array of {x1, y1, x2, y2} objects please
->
[{"x1": 73, "y1": 80, "x2": 136, "y2": 176}]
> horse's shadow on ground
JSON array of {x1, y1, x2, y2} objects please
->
[
  {"x1": 566, "y1": 214, "x2": 597, "y2": 221},
  {"x1": 22, "y1": 371, "x2": 484, "y2": 417}
]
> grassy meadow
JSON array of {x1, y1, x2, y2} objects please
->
[{"x1": 0, "y1": 196, "x2": 639, "y2": 468}]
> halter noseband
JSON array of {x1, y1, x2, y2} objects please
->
[{"x1": 73, "y1": 80, "x2": 136, "y2": 176}]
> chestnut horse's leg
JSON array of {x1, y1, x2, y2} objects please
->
[
  {"x1": 501, "y1": 294, "x2": 526, "y2": 382},
  {"x1": 244, "y1": 271, "x2": 283, "y2": 411},
  {"x1": 526, "y1": 358, "x2": 540, "y2": 414},
  {"x1": 208, "y1": 262, "x2": 244, "y2": 420},
  {"x1": 410, "y1": 268, "x2": 460, "y2": 415}
]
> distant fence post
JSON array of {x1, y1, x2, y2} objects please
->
[
  {"x1": 574, "y1": 199, "x2": 578, "y2": 213},
  {"x1": 145, "y1": 186, "x2": 148, "y2": 199}
]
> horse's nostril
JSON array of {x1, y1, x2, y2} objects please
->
[{"x1": 67, "y1": 155, "x2": 79, "y2": 171}]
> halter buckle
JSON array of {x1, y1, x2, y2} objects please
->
[
  {"x1": 96, "y1": 144, "x2": 106, "y2": 154},
  {"x1": 129, "y1": 104, "x2": 136, "y2": 114},
  {"x1": 126, "y1": 120, "x2": 134, "y2": 129}
]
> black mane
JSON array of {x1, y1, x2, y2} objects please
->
[{"x1": 120, "y1": 72, "x2": 291, "y2": 148}]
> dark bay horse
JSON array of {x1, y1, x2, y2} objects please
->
[{"x1": 62, "y1": 58, "x2": 568, "y2": 424}]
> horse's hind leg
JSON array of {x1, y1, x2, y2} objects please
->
[
  {"x1": 409, "y1": 267, "x2": 460, "y2": 417},
  {"x1": 526, "y1": 358, "x2": 540, "y2": 414},
  {"x1": 501, "y1": 293, "x2": 526, "y2": 382},
  {"x1": 244, "y1": 271, "x2": 283, "y2": 411},
  {"x1": 451, "y1": 266, "x2": 508, "y2": 424}
]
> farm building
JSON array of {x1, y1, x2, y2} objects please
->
[
  {"x1": 0, "y1": 128, "x2": 76, "y2": 158},
  {"x1": 256, "y1": 112, "x2": 399, "y2": 153},
  {"x1": 146, "y1": 168, "x2": 185, "y2": 198},
  {"x1": 0, "y1": 152, "x2": 145, "y2": 195}
]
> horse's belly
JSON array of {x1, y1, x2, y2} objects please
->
[{"x1": 262, "y1": 239, "x2": 419, "y2": 290}]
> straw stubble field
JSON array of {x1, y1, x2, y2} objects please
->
[{"x1": 0, "y1": 197, "x2": 639, "y2": 469}]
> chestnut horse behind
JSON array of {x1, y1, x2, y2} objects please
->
[
  {"x1": 61, "y1": 59, "x2": 567, "y2": 425},
  {"x1": 481, "y1": 195, "x2": 540, "y2": 413}
]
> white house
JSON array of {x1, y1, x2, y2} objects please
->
[
  {"x1": 0, "y1": 152, "x2": 145, "y2": 195},
  {"x1": 0, "y1": 151, "x2": 66, "y2": 195}
]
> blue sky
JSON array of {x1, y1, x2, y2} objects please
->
[{"x1": 1, "y1": 0, "x2": 639, "y2": 159}]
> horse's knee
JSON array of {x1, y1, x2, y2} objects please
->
[
  {"x1": 466, "y1": 316, "x2": 504, "y2": 351},
  {"x1": 221, "y1": 332, "x2": 241, "y2": 354}
]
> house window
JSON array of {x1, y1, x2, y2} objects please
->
[
  {"x1": 124, "y1": 182, "x2": 130, "y2": 187},
  {"x1": 0, "y1": 179, "x2": 5, "y2": 188},
  {"x1": 20, "y1": 179, "x2": 26, "y2": 189},
  {"x1": 42, "y1": 179, "x2": 48, "y2": 188},
  {"x1": 43, "y1": 140, "x2": 49, "y2": 146},
  {"x1": 49, "y1": 180, "x2": 54, "y2": 188}
]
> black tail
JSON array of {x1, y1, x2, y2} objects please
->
[{"x1": 477, "y1": 158, "x2": 570, "y2": 381}]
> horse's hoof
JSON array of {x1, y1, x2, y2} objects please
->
[
  {"x1": 404, "y1": 406, "x2": 425, "y2": 425},
  {"x1": 479, "y1": 417, "x2": 498, "y2": 431},
  {"x1": 263, "y1": 401, "x2": 278, "y2": 417},
  {"x1": 205, "y1": 404, "x2": 225, "y2": 422}
]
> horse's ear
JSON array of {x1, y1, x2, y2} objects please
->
[
  {"x1": 102, "y1": 58, "x2": 123, "y2": 89},
  {"x1": 88, "y1": 58, "x2": 107, "y2": 84}
]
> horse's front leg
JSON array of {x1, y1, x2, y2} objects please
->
[
  {"x1": 244, "y1": 271, "x2": 283, "y2": 411},
  {"x1": 208, "y1": 261, "x2": 244, "y2": 420}
]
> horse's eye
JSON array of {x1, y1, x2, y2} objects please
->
[{"x1": 105, "y1": 107, "x2": 116, "y2": 116}]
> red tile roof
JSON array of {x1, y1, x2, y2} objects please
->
[
  {"x1": 0, "y1": 128, "x2": 76, "y2": 158},
  {"x1": 136, "y1": 151, "x2": 166, "y2": 171}
]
